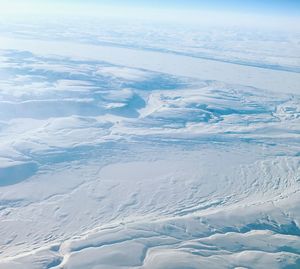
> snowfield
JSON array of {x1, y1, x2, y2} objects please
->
[{"x1": 0, "y1": 20, "x2": 300, "y2": 269}]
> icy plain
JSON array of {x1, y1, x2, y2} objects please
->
[{"x1": 0, "y1": 19, "x2": 300, "y2": 269}]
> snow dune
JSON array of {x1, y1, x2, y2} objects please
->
[{"x1": 0, "y1": 26, "x2": 299, "y2": 269}]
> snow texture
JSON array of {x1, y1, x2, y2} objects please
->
[{"x1": 0, "y1": 19, "x2": 299, "y2": 269}]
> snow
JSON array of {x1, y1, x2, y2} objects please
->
[
  {"x1": 0, "y1": 18, "x2": 299, "y2": 269},
  {"x1": 1, "y1": 36, "x2": 300, "y2": 94}
]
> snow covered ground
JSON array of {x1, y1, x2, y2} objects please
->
[{"x1": 0, "y1": 19, "x2": 299, "y2": 269}]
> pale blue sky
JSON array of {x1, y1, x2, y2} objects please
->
[
  {"x1": 0, "y1": 0, "x2": 299, "y2": 29},
  {"x1": 1, "y1": 0, "x2": 300, "y2": 15},
  {"x1": 52, "y1": 0, "x2": 300, "y2": 16}
]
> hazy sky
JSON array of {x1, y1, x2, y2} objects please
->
[
  {"x1": 0, "y1": 0, "x2": 299, "y2": 29},
  {"x1": 72, "y1": 0, "x2": 300, "y2": 15},
  {"x1": 5, "y1": 0, "x2": 298, "y2": 14}
]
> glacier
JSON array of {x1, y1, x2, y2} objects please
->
[{"x1": 0, "y1": 18, "x2": 299, "y2": 269}]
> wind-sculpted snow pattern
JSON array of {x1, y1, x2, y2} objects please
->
[{"x1": 0, "y1": 21, "x2": 300, "y2": 269}]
